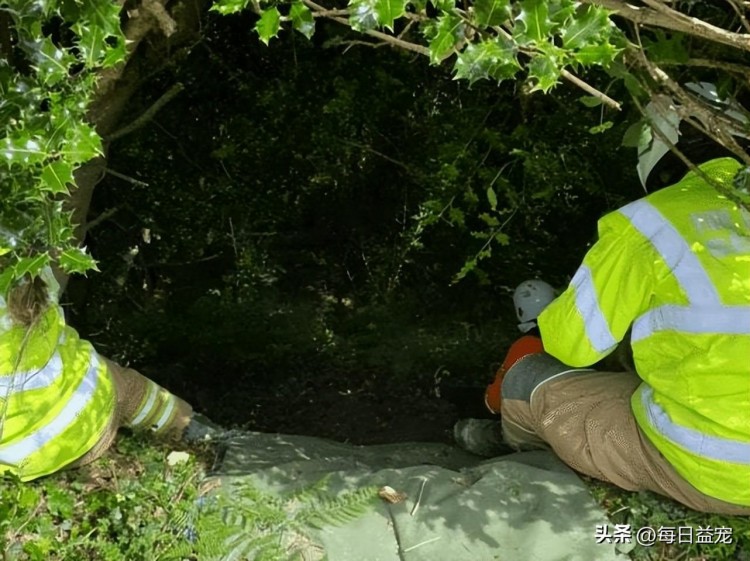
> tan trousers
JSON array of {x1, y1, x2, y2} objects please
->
[
  {"x1": 71, "y1": 358, "x2": 193, "y2": 468},
  {"x1": 501, "y1": 354, "x2": 750, "y2": 516}
]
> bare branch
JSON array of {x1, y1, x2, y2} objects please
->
[
  {"x1": 105, "y1": 168, "x2": 150, "y2": 187},
  {"x1": 106, "y1": 82, "x2": 185, "y2": 142},
  {"x1": 303, "y1": 0, "x2": 430, "y2": 55},
  {"x1": 583, "y1": 0, "x2": 750, "y2": 53},
  {"x1": 560, "y1": 69, "x2": 622, "y2": 111}
]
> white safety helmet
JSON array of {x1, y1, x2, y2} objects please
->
[{"x1": 513, "y1": 279, "x2": 556, "y2": 333}]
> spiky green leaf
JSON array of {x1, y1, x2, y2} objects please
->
[
  {"x1": 562, "y1": 4, "x2": 610, "y2": 49},
  {"x1": 473, "y1": 0, "x2": 510, "y2": 27},
  {"x1": 349, "y1": 0, "x2": 379, "y2": 32},
  {"x1": 255, "y1": 7, "x2": 281, "y2": 45},
  {"x1": 14, "y1": 254, "x2": 50, "y2": 278},
  {"x1": 1, "y1": 133, "x2": 47, "y2": 165},
  {"x1": 40, "y1": 161, "x2": 74, "y2": 194},
  {"x1": 375, "y1": 0, "x2": 405, "y2": 31},
  {"x1": 527, "y1": 50, "x2": 561, "y2": 92},
  {"x1": 58, "y1": 248, "x2": 98, "y2": 275},
  {"x1": 290, "y1": 2, "x2": 315, "y2": 39},
  {"x1": 428, "y1": 14, "x2": 464, "y2": 64},
  {"x1": 514, "y1": 0, "x2": 554, "y2": 45},
  {"x1": 209, "y1": 0, "x2": 251, "y2": 15}
]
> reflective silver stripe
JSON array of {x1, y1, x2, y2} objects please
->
[
  {"x1": 571, "y1": 265, "x2": 617, "y2": 353},
  {"x1": 130, "y1": 382, "x2": 159, "y2": 428},
  {"x1": 641, "y1": 386, "x2": 750, "y2": 465},
  {"x1": 152, "y1": 393, "x2": 176, "y2": 431},
  {"x1": 619, "y1": 201, "x2": 720, "y2": 305},
  {"x1": 0, "y1": 353, "x2": 63, "y2": 393},
  {"x1": 0, "y1": 352, "x2": 101, "y2": 465},
  {"x1": 633, "y1": 305, "x2": 750, "y2": 342}
]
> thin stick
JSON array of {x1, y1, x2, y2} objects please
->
[
  {"x1": 106, "y1": 82, "x2": 185, "y2": 142},
  {"x1": 105, "y1": 168, "x2": 150, "y2": 187},
  {"x1": 410, "y1": 478, "x2": 427, "y2": 516}
]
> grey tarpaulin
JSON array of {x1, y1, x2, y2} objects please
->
[{"x1": 208, "y1": 432, "x2": 627, "y2": 561}]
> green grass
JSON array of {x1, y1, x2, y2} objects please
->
[{"x1": 588, "y1": 479, "x2": 750, "y2": 561}]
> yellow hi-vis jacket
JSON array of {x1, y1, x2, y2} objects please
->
[
  {"x1": 538, "y1": 157, "x2": 750, "y2": 506},
  {"x1": 0, "y1": 270, "x2": 116, "y2": 481}
]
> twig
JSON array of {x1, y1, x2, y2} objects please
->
[
  {"x1": 106, "y1": 82, "x2": 185, "y2": 142},
  {"x1": 410, "y1": 478, "x2": 427, "y2": 516},
  {"x1": 560, "y1": 68, "x2": 622, "y2": 111},
  {"x1": 402, "y1": 536, "x2": 441, "y2": 553},
  {"x1": 302, "y1": 0, "x2": 430, "y2": 56},
  {"x1": 83, "y1": 207, "x2": 119, "y2": 233},
  {"x1": 105, "y1": 168, "x2": 150, "y2": 187},
  {"x1": 725, "y1": 0, "x2": 750, "y2": 33}
]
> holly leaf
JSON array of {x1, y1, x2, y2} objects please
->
[
  {"x1": 14, "y1": 254, "x2": 50, "y2": 278},
  {"x1": 349, "y1": 0, "x2": 379, "y2": 31},
  {"x1": 210, "y1": 0, "x2": 251, "y2": 15},
  {"x1": 473, "y1": 0, "x2": 510, "y2": 27},
  {"x1": 1, "y1": 133, "x2": 47, "y2": 165},
  {"x1": 58, "y1": 247, "x2": 98, "y2": 275},
  {"x1": 514, "y1": 0, "x2": 554, "y2": 45},
  {"x1": 62, "y1": 122, "x2": 102, "y2": 164},
  {"x1": 375, "y1": 0, "x2": 405, "y2": 31},
  {"x1": 572, "y1": 43, "x2": 620, "y2": 66},
  {"x1": 83, "y1": 0, "x2": 123, "y2": 37},
  {"x1": 455, "y1": 41, "x2": 519, "y2": 84},
  {"x1": 40, "y1": 161, "x2": 74, "y2": 194},
  {"x1": 290, "y1": 2, "x2": 315, "y2": 39},
  {"x1": 102, "y1": 38, "x2": 128, "y2": 68},
  {"x1": 73, "y1": 22, "x2": 108, "y2": 67},
  {"x1": 562, "y1": 4, "x2": 610, "y2": 49},
  {"x1": 428, "y1": 14, "x2": 464, "y2": 64},
  {"x1": 527, "y1": 48, "x2": 562, "y2": 92},
  {"x1": 255, "y1": 7, "x2": 281, "y2": 45},
  {"x1": 29, "y1": 38, "x2": 74, "y2": 85}
]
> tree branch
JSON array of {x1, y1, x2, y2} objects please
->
[
  {"x1": 105, "y1": 82, "x2": 185, "y2": 142},
  {"x1": 583, "y1": 0, "x2": 750, "y2": 53}
]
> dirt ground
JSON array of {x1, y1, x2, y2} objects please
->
[{"x1": 218, "y1": 367, "x2": 493, "y2": 446}]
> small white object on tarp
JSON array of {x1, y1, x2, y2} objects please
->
[{"x1": 207, "y1": 432, "x2": 627, "y2": 561}]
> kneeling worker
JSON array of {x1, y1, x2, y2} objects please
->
[
  {"x1": 496, "y1": 157, "x2": 750, "y2": 515},
  {"x1": 0, "y1": 267, "x2": 218, "y2": 482}
]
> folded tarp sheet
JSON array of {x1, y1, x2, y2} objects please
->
[{"x1": 210, "y1": 432, "x2": 627, "y2": 561}]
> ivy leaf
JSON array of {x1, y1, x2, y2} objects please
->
[
  {"x1": 428, "y1": 14, "x2": 464, "y2": 64},
  {"x1": 349, "y1": 0, "x2": 379, "y2": 32},
  {"x1": 290, "y1": 2, "x2": 315, "y2": 39},
  {"x1": 210, "y1": 0, "x2": 251, "y2": 15},
  {"x1": 58, "y1": 247, "x2": 98, "y2": 275},
  {"x1": 486, "y1": 185, "x2": 497, "y2": 210},
  {"x1": 375, "y1": 0, "x2": 405, "y2": 31},
  {"x1": 1, "y1": 133, "x2": 47, "y2": 165},
  {"x1": 14, "y1": 254, "x2": 50, "y2": 278},
  {"x1": 255, "y1": 7, "x2": 281, "y2": 45},
  {"x1": 514, "y1": 0, "x2": 554, "y2": 45},
  {"x1": 473, "y1": 0, "x2": 510, "y2": 27},
  {"x1": 562, "y1": 4, "x2": 610, "y2": 49},
  {"x1": 40, "y1": 161, "x2": 74, "y2": 194}
]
